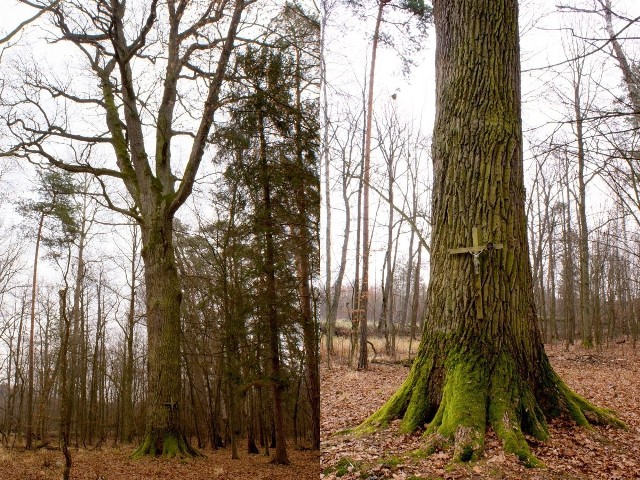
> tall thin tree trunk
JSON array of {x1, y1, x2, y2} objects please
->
[
  {"x1": 378, "y1": 144, "x2": 395, "y2": 354},
  {"x1": 59, "y1": 288, "x2": 72, "y2": 480},
  {"x1": 407, "y1": 244, "x2": 422, "y2": 359},
  {"x1": 562, "y1": 160, "x2": 576, "y2": 346},
  {"x1": 326, "y1": 161, "x2": 352, "y2": 362},
  {"x1": 26, "y1": 211, "x2": 44, "y2": 450},
  {"x1": 400, "y1": 225, "x2": 416, "y2": 333},
  {"x1": 575, "y1": 105, "x2": 593, "y2": 347},
  {"x1": 68, "y1": 210, "x2": 87, "y2": 448},
  {"x1": 321, "y1": 1, "x2": 333, "y2": 356},
  {"x1": 88, "y1": 280, "x2": 102, "y2": 446},
  {"x1": 358, "y1": 0, "x2": 386, "y2": 370},
  {"x1": 548, "y1": 217, "x2": 558, "y2": 341},
  {"x1": 350, "y1": 158, "x2": 363, "y2": 368},
  {"x1": 121, "y1": 228, "x2": 137, "y2": 444},
  {"x1": 8, "y1": 296, "x2": 26, "y2": 443},
  {"x1": 292, "y1": 55, "x2": 320, "y2": 450},
  {"x1": 258, "y1": 110, "x2": 289, "y2": 465},
  {"x1": 246, "y1": 388, "x2": 259, "y2": 454},
  {"x1": 534, "y1": 183, "x2": 548, "y2": 341}
]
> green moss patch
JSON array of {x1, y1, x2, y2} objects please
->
[{"x1": 323, "y1": 457, "x2": 365, "y2": 478}]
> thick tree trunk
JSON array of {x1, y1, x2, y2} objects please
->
[
  {"x1": 131, "y1": 217, "x2": 197, "y2": 458},
  {"x1": 360, "y1": 0, "x2": 623, "y2": 466},
  {"x1": 603, "y1": 0, "x2": 640, "y2": 118}
]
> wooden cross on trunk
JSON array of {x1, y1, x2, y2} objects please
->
[
  {"x1": 164, "y1": 397, "x2": 179, "y2": 428},
  {"x1": 448, "y1": 227, "x2": 503, "y2": 319}
]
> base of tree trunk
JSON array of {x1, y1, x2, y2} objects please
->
[
  {"x1": 269, "y1": 453, "x2": 290, "y2": 465},
  {"x1": 131, "y1": 431, "x2": 200, "y2": 459},
  {"x1": 357, "y1": 350, "x2": 624, "y2": 467},
  {"x1": 247, "y1": 435, "x2": 260, "y2": 454}
]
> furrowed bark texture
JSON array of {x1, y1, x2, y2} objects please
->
[
  {"x1": 360, "y1": 0, "x2": 623, "y2": 466},
  {"x1": 131, "y1": 217, "x2": 197, "y2": 458}
]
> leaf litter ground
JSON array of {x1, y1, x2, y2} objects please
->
[
  {"x1": 321, "y1": 342, "x2": 640, "y2": 479},
  {"x1": 0, "y1": 444, "x2": 319, "y2": 479}
]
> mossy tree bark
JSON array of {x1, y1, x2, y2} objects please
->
[
  {"x1": 6, "y1": 0, "x2": 247, "y2": 458},
  {"x1": 360, "y1": 0, "x2": 624, "y2": 466},
  {"x1": 131, "y1": 215, "x2": 199, "y2": 459}
]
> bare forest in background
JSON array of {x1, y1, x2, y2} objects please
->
[
  {"x1": 0, "y1": 0, "x2": 320, "y2": 477},
  {"x1": 321, "y1": 0, "x2": 640, "y2": 364}
]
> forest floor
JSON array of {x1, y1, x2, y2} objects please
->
[
  {"x1": 0, "y1": 443, "x2": 320, "y2": 479},
  {"x1": 321, "y1": 339, "x2": 640, "y2": 480}
]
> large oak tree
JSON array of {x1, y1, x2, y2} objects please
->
[
  {"x1": 359, "y1": 0, "x2": 623, "y2": 465},
  {"x1": 1, "y1": 0, "x2": 248, "y2": 457}
]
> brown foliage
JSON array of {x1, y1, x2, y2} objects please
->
[{"x1": 0, "y1": 445, "x2": 319, "y2": 479}]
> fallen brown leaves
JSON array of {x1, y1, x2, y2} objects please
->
[
  {"x1": 321, "y1": 342, "x2": 640, "y2": 480},
  {"x1": 0, "y1": 444, "x2": 320, "y2": 479}
]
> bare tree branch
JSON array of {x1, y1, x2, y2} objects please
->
[{"x1": 0, "y1": 0, "x2": 61, "y2": 45}]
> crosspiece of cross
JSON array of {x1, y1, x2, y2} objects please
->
[{"x1": 448, "y1": 227, "x2": 503, "y2": 319}]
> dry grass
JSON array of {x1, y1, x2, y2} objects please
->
[{"x1": 320, "y1": 328, "x2": 419, "y2": 365}]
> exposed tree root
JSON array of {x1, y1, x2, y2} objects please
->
[
  {"x1": 131, "y1": 431, "x2": 201, "y2": 459},
  {"x1": 357, "y1": 349, "x2": 625, "y2": 468}
]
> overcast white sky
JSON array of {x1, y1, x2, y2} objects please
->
[{"x1": 2, "y1": 0, "x2": 640, "y2": 296}]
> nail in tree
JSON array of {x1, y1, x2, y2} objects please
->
[{"x1": 359, "y1": 0, "x2": 623, "y2": 465}]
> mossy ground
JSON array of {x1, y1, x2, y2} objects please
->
[
  {"x1": 322, "y1": 457, "x2": 360, "y2": 477},
  {"x1": 322, "y1": 343, "x2": 640, "y2": 479},
  {"x1": 131, "y1": 431, "x2": 200, "y2": 459},
  {"x1": 348, "y1": 344, "x2": 625, "y2": 470}
]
